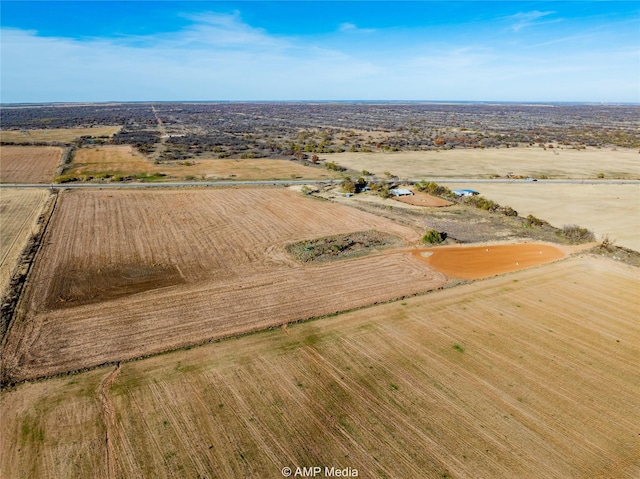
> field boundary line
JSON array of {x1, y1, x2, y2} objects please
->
[
  {"x1": 54, "y1": 146, "x2": 76, "y2": 177},
  {"x1": 0, "y1": 191, "x2": 58, "y2": 360},
  {"x1": 0, "y1": 276, "x2": 468, "y2": 387},
  {"x1": 0, "y1": 194, "x2": 42, "y2": 268},
  {"x1": 99, "y1": 363, "x2": 121, "y2": 479}
]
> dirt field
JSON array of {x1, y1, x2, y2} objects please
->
[
  {"x1": 0, "y1": 146, "x2": 62, "y2": 183},
  {"x1": 66, "y1": 145, "x2": 341, "y2": 181},
  {"x1": 393, "y1": 190, "x2": 453, "y2": 207},
  {"x1": 0, "y1": 189, "x2": 50, "y2": 295},
  {"x1": 0, "y1": 126, "x2": 121, "y2": 144},
  {"x1": 1, "y1": 255, "x2": 638, "y2": 479},
  {"x1": 329, "y1": 147, "x2": 640, "y2": 179},
  {"x1": 413, "y1": 243, "x2": 566, "y2": 279},
  {"x1": 1, "y1": 188, "x2": 448, "y2": 383},
  {"x1": 448, "y1": 183, "x2": 640, "y2": 251}
]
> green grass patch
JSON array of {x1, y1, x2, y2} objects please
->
[{"x1": 286, "y1": 230, "x2": 402, "y2": 263}]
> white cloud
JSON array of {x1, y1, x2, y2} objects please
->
[
  {"x1": 0, "y1": 21, "x2": 381, "y2": 102},
  {"x1": 507, "y1": 10, "x2": 560, "y2": 32},
  {"x1": 338, "y1": 22, "x2": 375, "y2": 33},
  {"x1": 339, "y1": 22, "x2": 356, "y2": 32},
  {"x1": 1, "y1": 12, "x2": 637, "y2": 103},
  {"x1": 175, "y1": 11, "x2": 290, "y2": 49}
]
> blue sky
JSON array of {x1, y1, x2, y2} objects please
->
[{"x1": 1, "y1": 1, "x2": 638, "y2": 103}]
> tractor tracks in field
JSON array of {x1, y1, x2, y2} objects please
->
[{"x1": 100, "y1": 362, "x2": 121, "y2": 479}]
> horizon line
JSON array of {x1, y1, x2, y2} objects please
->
[{"x1": 3, "y1": 100, "x2": 639, "y2": 107}]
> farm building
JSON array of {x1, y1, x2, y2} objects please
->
[
  {"x1": 452, "y1": 189, "x2": 480, "y2": 197},
  {"x1": 390, "y1": 188, "x2": 413, "y2": 196}
]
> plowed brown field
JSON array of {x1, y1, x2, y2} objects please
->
[
  {"x1": 0, "y1": 189, "x2": 50, "y2": 295},
  {"x1": 2, "y1": 256, "x2": 638, "y2": 479},
  {"x1": 0, "y1": 146, "x2": 62, "y2": 183},
  {"x1": 414, "y1": 243, "x2": 566, "y2": 279},
  {"x1": 2, "y1": 188, "x2": 446, "y2": 383}
]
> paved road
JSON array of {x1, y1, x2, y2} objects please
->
[{"x1": 0, "y1": 178, "x2": 638, "y2": 189}]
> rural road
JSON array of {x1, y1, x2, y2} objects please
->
[{"x1": 1, "y1": 179, "x2": 639, "y2": 189}]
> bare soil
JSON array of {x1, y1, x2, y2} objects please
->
[
  {"x1": 45, "y1": 263, "x2": 186, "y2": 310},
  {"x1": 0, "y1": 189, "x2": 50, "y2": 295},
  {"x1": 393, "y1": 190, "x2": 453, "y2": 207},
  {"x1": 412, "y1": 243, "x2": 566, "y2": 279},
  {"x1": 0, "y1": 146, "x2": 62, "y2": 183},
  {"x1": 1, "y1": 188, "x2": 447, "y2": 383},
  {"x1": 2, "y1": 256, "x2": 638, "y2": 479}
]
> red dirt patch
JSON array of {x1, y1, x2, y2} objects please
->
[
  {"x1": 412, "y1": 243, "x2": 566, "y2": 279},
  {"x1": 394, "y1": 191, "x2": 453, "y2": 207}
]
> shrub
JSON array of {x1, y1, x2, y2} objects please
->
[
  {"x1": 498, "y1": 206, "x2": 518, "y2": 217},
  {"x1": 340, "y1": 177, "x2": 356, "y2": 193},
  {"x1": 325, "y1": 161, "x2": 345, "y2": 171},
  {"x1": 597, "y1": 235, "x2": 616, "y2": 252},
  {"x1": 53, "y1": 174, "x2": 81, "y2": 184},
  {"x1": 560, "y1": 225, "x2": 595, "y2": 243},
  {"x1": 379, "y1": 185, "x2": 392, "y2": 199},
  {"x1": 525, "y1": 214, "x2": 548, "y2": 227},
  {"x1": 422, "y1": 230, "x2": 446, "y2": 244},
  {"x1": 414, "y1": 181, "x2": 455, "y2": 198},
  {"x1": 465, "y1": 195, "x2": 499, "y2": 212}
]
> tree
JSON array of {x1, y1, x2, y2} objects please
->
[
  {"x1": 340, "y1": 177, "x2": 356, "y2": 193},
  {"x1": 422, "y1": 230, "x2": 446, "y2": 244}
]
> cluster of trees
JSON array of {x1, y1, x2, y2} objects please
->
[
  {"x1": 2, "y1": 103, "x2": 637, "y2": 156},
  {"x1": 1, "y1": 104, "x2": 156, "y2": 129}
]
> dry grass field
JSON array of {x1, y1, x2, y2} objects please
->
[
  {"x1": 448, "y1": 182, "x2": 640, "y2": 251},
  {"x1": 0, "y1": 189, "x2": 50, "y2": 295},
  {"x1": 66, "y1": 145, "x2": 341, "y2": 181},
  {"x1": 330, "y1": 147, "x2": 640, "y2": 179},
  {"x1": 1, "y1": 188, "x2": 447, "y2": 383},
  {"x1": 0, "y1": 146, "x2": 62, "y2": 183},
  {"x1": 1, "y1": 255, "x2": 638, "y2": 479},
  {"x1": 0, "y1": 126, "x2": 121, "y2": 144}
]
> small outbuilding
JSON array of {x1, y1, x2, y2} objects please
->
[
  {"x1": 390, "y1": 188, "x2": 414, "y2": 196},
  {"x1": 452, "y1": 189, "x2": 480, "y2": 197}
]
